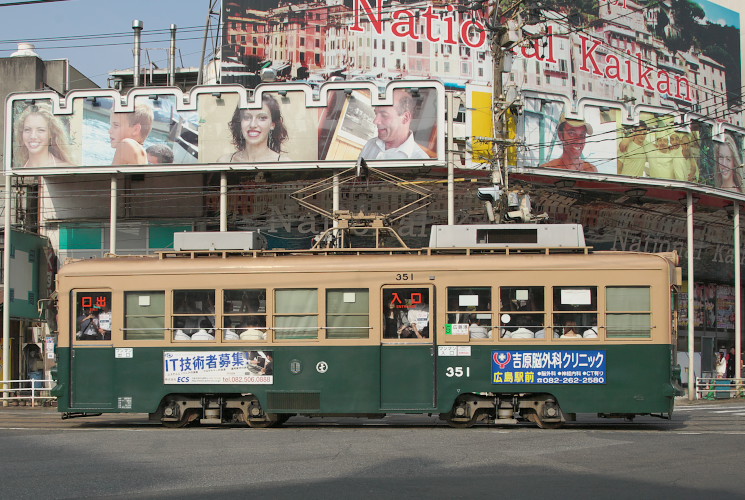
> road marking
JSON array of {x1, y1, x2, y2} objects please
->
[{"x1": 676, "y1": 406, "x2": 745, "y2": 411}]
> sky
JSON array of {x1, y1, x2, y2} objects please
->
[
  {"x1": 699, "y1": 0, "x2": 741, "y2": 29},
  {"x1": 0, "y1": 0, "x2": 215, "y2": 87}
]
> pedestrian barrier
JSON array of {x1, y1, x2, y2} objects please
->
[
  {"x1": 695, "y1": 377, "x2": 745, "y2": 400},
  {"x1": 0, "y1": 379, "x2": 56, "y2": 407}
]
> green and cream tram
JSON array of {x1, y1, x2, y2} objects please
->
[{"x1": 51, "y1": 225, "x2": 682, "y2": 428}]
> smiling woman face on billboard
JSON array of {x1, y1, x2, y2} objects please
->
[{"x1": 13, "y1": 102, "x2": 73, "y2": 168}]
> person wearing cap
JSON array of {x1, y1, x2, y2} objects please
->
[
  {"x1": 618, "y1": 121, "x2": 653, "y2": 177},
  {"x1": 77, "y1": 305, "x2": 105, "y2": 340},
  {"x1": 540, "y1": 117, "x2": 598, "y2": 172}
]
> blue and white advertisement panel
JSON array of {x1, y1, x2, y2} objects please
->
[
  {"x1": 492, "y1": 350, "x2": 606, "y2": 385},
  {"x1": 164, "y1": 350, "x2": 273, "y2": 385}
]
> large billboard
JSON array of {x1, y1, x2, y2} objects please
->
[
  {"x1": 5, "y1": 81, "x2": 444, "y2": 175},
  {"x1": 222, "y1": 0, "x2": 745, "y2": 192}
]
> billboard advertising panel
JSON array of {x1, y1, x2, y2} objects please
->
[
  {"x1": 221, "y1": 0, "x2": 745, "y2": 192},
  {"x1": 5, "y1": 82, "x2": 444, "y2": 175}
]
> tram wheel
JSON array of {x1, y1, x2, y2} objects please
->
[
  {"x1": 162, "y1": 409, "x2": 198, "y2": 428},
  {"x1": 445, "y1": 409, "x2": 481, "y2": 428},
  {"x1": 246, "y1": 413, "x2": 281, "y2": 428},
  {"x1": 526, "y1": 411, "x2": 564, "y2": 429}
]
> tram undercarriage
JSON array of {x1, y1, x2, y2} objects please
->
[{"x1": 146, "y1": 392, "x2": 607, "y2": 429}]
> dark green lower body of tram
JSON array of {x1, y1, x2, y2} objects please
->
[{"x1": 53, "y1": 343, "x2": 680, "y2": 428}]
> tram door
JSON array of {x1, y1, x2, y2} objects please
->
[
  {"x1": 70, "y1": 291, "x2": 114, "y2": 409},
  {"x1": 380, "y1": 286, "x2": 436, "y2": 410}
]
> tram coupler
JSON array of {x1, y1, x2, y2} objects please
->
[{"x1": 61, "y1": 412, "x2": 103, "y2": 420}]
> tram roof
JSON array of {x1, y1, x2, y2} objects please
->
[{"x1": 58, "y1": 248, "x2": 677, "y2": 278}]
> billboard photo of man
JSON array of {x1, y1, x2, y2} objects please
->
[
  {"x1": 540, "y1": 116, "x2": 597, "y2": 172},
  {"x1": 360, "y1": 89, "x2": 431, "y2": 160}
]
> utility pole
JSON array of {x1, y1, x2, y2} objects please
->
[{"x1": 490, "y1": 0, "x2": 505, "y2": 189}]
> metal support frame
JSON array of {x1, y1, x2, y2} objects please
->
[
  {"x1": 687, "y1": 192, "x2": 695, "y2": 399},
  {"x1": 220, "y1": 172, "x2": 227, "y2": 232},
  {"x1": 735, "y1": 203, "x2": 742, "y2": 380},
  {"x1": 110, "y1": 176, "x2": 117, "y2": 254},
  {"x1": 2, "y1": 176, "x2": 10, "y2": 404}
]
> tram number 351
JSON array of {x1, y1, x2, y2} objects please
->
[{"x1": 445, "y1": 366, "x2": 470, "y2": 378}]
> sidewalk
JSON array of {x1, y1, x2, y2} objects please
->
[{"x1": 675, "y1": 395, "x2": 745, "y2": 406}]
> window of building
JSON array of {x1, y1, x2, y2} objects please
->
[
  {"x1": 223, "y1": 289, "x2": 267, "y2": 341},
  {"x1": 326, "y1": 289, "x2": 369, "y2": 339},
  {"x1": 124, "y1": 291, "x2": 164, "y2": 340},
  {"x1": 416, "y1": 41, "x2": 423, "y2": 54},
  {"x1": 606, "y1": 286, "x2": 651, "y2": 338},
  {"x1": 275, "y1": 289, "x2": 318, "y2": 339},
  {"x1": 552, "y1": 286, "x2": 598, "y2": 339},
  {"x1": 172, "y1": 290, "x2": 215, "y2": 341}
]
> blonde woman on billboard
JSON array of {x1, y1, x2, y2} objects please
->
[
  {"x1": 714, "y1": 136, "x2": 743, "y2": 192},
  {"x1": 218, "y1": 93, "x2": 292, "y2": 163},
  {"x1": 14, "y1": 103, "x2": 72, "y2": 168}
]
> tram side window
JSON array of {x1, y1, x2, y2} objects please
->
[
  {"x1": 223, "y1": 289, "x2": 267, "y2": 341},
  {"x1": 445, "y1": 287, "x2": 492, "y2": 340},
  {"x1": 383, "y1": 288, "x2": 430, "y2": 339},
  {"x1": 124, "y1": 291, "x2": 165, "y2": 340},
  {"x1": 606, "y1": 286, "x2": 651, "y2": 338},
  {"x1": 499, "y1": 287, "x2": 545, "y2": 339},
  {"x1": 274, "y1": 289, "x2": 318, "y2": 340},
  {"x1": 553, "y1": 286, "x2": 598, "y2": 339},
  {"x1": 172, "y1": 290, "x2": 216, "y2": 341},
  {"x1": 326, "y1": 289, "x2": 369, "y2": 339},
  {"x1": 75, "y1": 292, "x2": 112, "y2": 341}
]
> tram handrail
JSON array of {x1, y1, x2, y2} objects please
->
[
  {"x1": 0, "y1": 379, "x2": 56, "y2": 407},
  {"x1": 695, "y1": 377, "x2": 745, "y2": 400}
]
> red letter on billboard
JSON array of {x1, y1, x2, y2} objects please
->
[
  {"x1": 422, "y1": 6, "x2": 440, "y2": 43},
  {"x1": 461, "y1": 19, "x2": 486, "y2": 48},
  {"x1": 392, "y1": 10, "x2": 418, "y2": 39},
  {"x1": 579, "y1": 35, "x2": 604, "y2": 76},
  {"x1": 351, "y1": 0, "x2": 383, "y2": 34}
]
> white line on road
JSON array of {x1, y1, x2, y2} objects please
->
[{"x1": 675, "y1": 406, "x2": 745, "y2": 411}]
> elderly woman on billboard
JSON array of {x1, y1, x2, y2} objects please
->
[
  {"x1": 218, "y1": 93, "x2": 292, "y2": 163},
  {"x1": 14, "y1": 103, "x2": 72, "y2": 168}
]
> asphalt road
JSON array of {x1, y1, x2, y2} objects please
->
[{"x1": 1, "y1": 399, "x2": 744, "y2": 499}]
